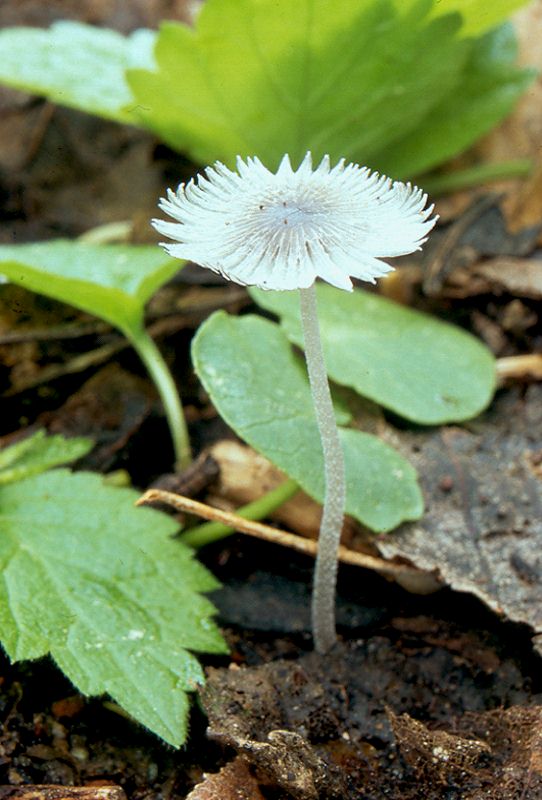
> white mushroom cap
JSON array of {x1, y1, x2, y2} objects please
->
[{"x1": 152, "y1": 152, "x2": 437, "y2": 292}]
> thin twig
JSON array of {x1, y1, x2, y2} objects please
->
[
  {"x1": 136, "y1": 487, "x2": 424, "y2": 582},
  {"x1": 496, "y1": 354, "x2": 542, "y2": 382},
  {"x1": 0, "y1": 320, "x2": 110, "y2": 345},
  {"x1": 4, "y1": 338, "x2": 127, "y2": 396}
]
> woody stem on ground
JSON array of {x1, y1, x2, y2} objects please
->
[{"x1": 299, "y1": 284, "x2": 346, "y2": 654}]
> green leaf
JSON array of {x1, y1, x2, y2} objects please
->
[
  {"x1": 0, "y1": 241, "x2": 191, "y2": 469},
  {"x1": 0, "y1": 431, "x2": 93, "y2": 486},
  {"x1": 0, "y1": 241, "x2": 180, "y2": 333},
  {"x1": 381, "y1": 24, "x2": 536, "y2": 177},
  {"x1": 250, "y1": 285, "x2": 496, "y2": 425},
  {"x1": 0, "y1": 22, "x2": 155, "y2": 123},
  {"x1": 127, "y1": 0, "x2": 469, "y2": 168},
  {"x1": 0, "y1": 3, "x2": 530, "y2": 178},
  {"x1": 0, "y1": 469, "x2": 226, "y2": 746},
  {"x1": 192, "y1": 312, "x2": 423, "y2": 532},
  {"x1": 126, "y1": 0, "x2": 531, "y2": 175},
  {"x1": 423, "y1": 0, "x2": 529, "y2": 36}
]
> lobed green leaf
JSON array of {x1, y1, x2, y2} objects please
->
[
  {"x1": 0, "y1": 2, "x2": 531, "y2": 178},
  {"x1": 126, "y1": 0, "x2": 532, "y2": 175},
  {"x1": 192, "y1": 312, "x2": 423, "y2": 532},
  {"x1": 422, "y1": 0, "x2": 529, "y2": 36},
  {"x1": 0, "y1": 431, "x2": 93, "y2": 486},
  {"x1": 0, "y1": 469, "x2": 226, "y2": 746},
  {"x1": 381, "y1": 24, "x2": 536, "y2": 177},
  {"x1": 127, "y1": 0, "x2": 467, "y2": 168}
]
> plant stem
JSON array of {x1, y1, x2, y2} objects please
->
[
  {"x1": 420, "y1": 158, "x2": 532, "y2": 196},
  {"x1": 77, "y1": 220, "x2": 133, "y2": 244},
  {"x1": 179, "y1": 478, "x2": 300, "y2": 548},
  {"x1": 128, "y1": 324, "x2": 191, "y2": 469},
  {"x1": 299, "y1": 284, "x2": 346, "y2": 654}
]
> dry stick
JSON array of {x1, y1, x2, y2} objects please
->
[
  {"x1": 299, "y1": 285, "x2": 346, "y2": 653},
  {"x1": 496, "y1": 353, "x2": 542, "y2": 382},
  {"x1": 4, "y1": 338, "x2": 127, "y2": 396},
  {"x1": 136, "y1": 487, "x2": 423, "y2": 582},
  {"x1": 0, "y1": 320, "x2": 111, "y2": 345}
]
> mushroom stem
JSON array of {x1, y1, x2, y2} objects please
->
[{"x1": 299, "y1": 284, "x2": 346, "y2": 653}]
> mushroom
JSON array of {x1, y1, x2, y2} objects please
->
[{"x1": 152, "y1": 152, "x2": 436, "y2": 653}]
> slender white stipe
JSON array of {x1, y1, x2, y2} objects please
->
[{"x1": 300, "y1": 284, "x2": 346, "y2": 652}]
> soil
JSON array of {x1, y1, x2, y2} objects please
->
[{"x1": 1, "y1": 2, "x2": 542, "y2": 799}]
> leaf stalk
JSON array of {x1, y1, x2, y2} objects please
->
[{"x1": 128, "y1": 324, "x2": 191, "y2": 469}]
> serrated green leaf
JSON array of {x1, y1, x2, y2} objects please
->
[
  {"x1": 380, "y1": 24, "x2": 536, "y2": 177},
  {"x1": 0, "y1": 22, "x2": 155, "y2": 123},
  {"x1": 127, "y1": 0, "x2": 469, "y2": 168},
  {"x1": 192, "y1": 312, "x2": 423, "y2": 532},
  {"x1": 0, "y1": 469, "x2": 226, "y2": 746},
  {"x1": 0, "y1": 241, "x2": 180, "y2": 333},
  {"x1": 0, "y1": 431, "x2": 93, "y2": 486},
  {"x1": 250, "y1": 285, "x2": 496, "y2": 425},
  {"x1": 0, "y1": 3, "x2": 530, "y2": 179},
  {"x1": 126, "y1": 0, "x2": 531, "y2": 176}
]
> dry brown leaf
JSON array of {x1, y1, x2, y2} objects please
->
[
  {"x1": 0, "y1": 89, "x2": 53, "y2": 173},
  {"x1": 444, "y1": 257, "x2": 542, "y2": 302},
  {"x1": 390, "y1": 706, "x2": 542, "y2": 798},
  {"x1": 41, "y1": 363, "x2": 155, "y2": 471},
  {"x1": 377, "y1": 386, "x2": 542, "y2": 655},
  {"x1": 186, "y1": 758, "x2": 265, "y2": 800},
  {"x1": 423, "y1": 195, "x2": 540, "y2": 298},
  {"x1": 456, "y1": 706, "x2": 542, "y2": 799},
  {"x1": 0, "y1": 0, "x2": 200, "y2": 33},
  {"x1": 0, "y1": 789, "x2": 126, "y2": 800},
  {"x1": 201, "y1": 640, "x2": 537, "y2": 799},
  {"x1": 201, "y1": 657, "x2": 348, "y2": 800},
  {"x1": 472, "y1": 256, "x2": 542, "y2": 299},
  {"x1": 389, "y1": 710, "x2": 491, "y2": 785}
]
